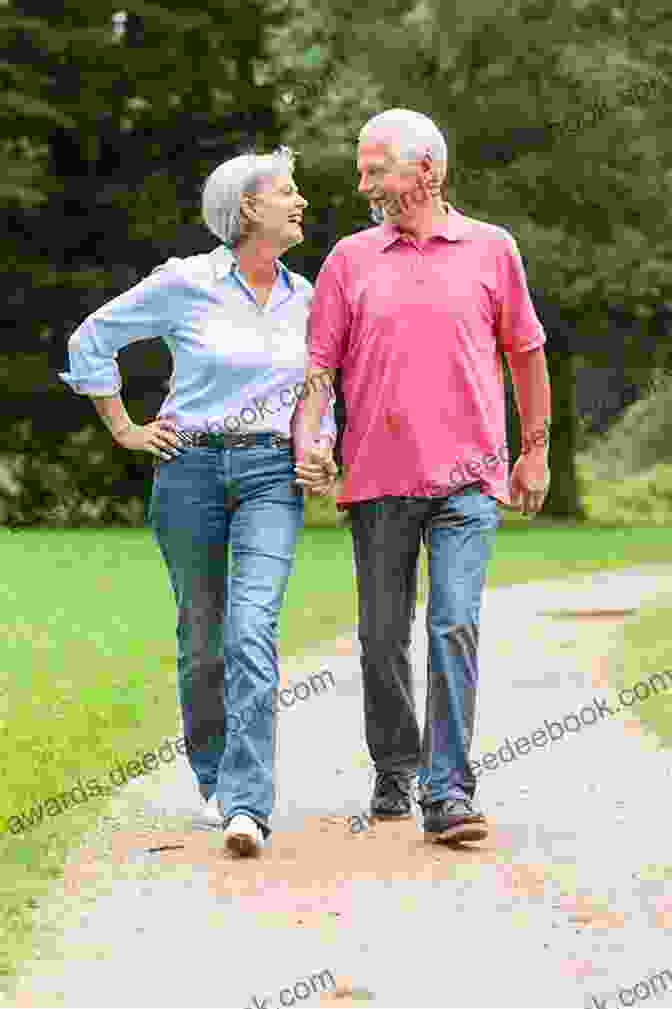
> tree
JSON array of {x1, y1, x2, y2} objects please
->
[
  {"x1": 2, "y1": 0, "x2": 289, "y2": 356},
  {"x1": 0, "y1": 0, "x2": 291, "y2": 522},
  {"x1": 271, "y1": 0, "x2": 672, "y2": 518}
]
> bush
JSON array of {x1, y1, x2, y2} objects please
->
[
  {"x1": 578, "y1": 457, "x2": 672, "y2": 525},
  {"x1": 0, "y1": 420, "x2": 147, "y2": 528},
  {"x1": 0, "y1": 419, "x2": 348, "y2": 529},
  {"x1": 584, "y1": 368, "x2": 672, "y2": 481}
]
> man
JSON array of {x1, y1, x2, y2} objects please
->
[{"x1": 295, "y1": 108, "x2": 551, "y2": 843}]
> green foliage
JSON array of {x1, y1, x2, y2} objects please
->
[
  {"x1": 581, "y1": 368, "x2": 672, "y2": 480},
  {"x1": 3, "y1": 0, "x2": 672, "y2": 523},
  {"x1": 274, "y1": 0, "x2": 672, "y2": 520},
  {"x1": 0, "y1": 421, "x2": 146, "y2": 527},
  {"x1": 1, "y1": 0, "x2": 289, "y2": 356},
  {"x1": 579, "y1": 459, "x2": 672, "y2": 525}
]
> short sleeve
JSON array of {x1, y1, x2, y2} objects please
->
[
  {"x1": 307, "y1": 248, "x2": 352, "y2": 371},
  {"x1": 495, "y1": 236, "x2": 546, "y2": 354}
]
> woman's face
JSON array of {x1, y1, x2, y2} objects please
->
[{"x1": 242, "y1": 173, "x2": 308, "y2": 249}]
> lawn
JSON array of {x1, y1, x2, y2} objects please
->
[
  {"x1": 611, "y1": 589, "x2": 672, "y2": 750},
  {"x1": 2, "y1": 520, "x2": 672, "y2": 989}
]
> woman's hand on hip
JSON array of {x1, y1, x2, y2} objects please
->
[{"x1": 113, "y1": 419, "x2": 186, "y2": 461}]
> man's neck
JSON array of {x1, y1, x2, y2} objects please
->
[{"x1": 393, "y1": 199, "x2": 449, "y2": 244}]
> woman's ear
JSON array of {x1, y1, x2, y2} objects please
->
[{"x1": 239, "y1": 193, "x2": 259, "y2": 233}]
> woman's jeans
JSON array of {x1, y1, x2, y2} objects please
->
[
  {"x1": 148, "y1": 439, "x2": 303, "y2": 839},
  {"x1": 348, "y1": 485, "x2": 500, "y2": 806}
]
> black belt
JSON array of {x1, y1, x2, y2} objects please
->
[{"x1": 175, "y1": 430, "x2": 291, "y2": 450}]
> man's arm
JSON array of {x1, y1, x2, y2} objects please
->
[
  {"x1": 293, "y1": 366, "x2": 336, "y2": 461},
  {"x1": 292, "y1": 366, "x2": 338, "y2": 495},
  {"x1": 293, "y1": 248, "x2": 349, "y2": 492},
  {"x1": 494, "y1": 233, "x2": 551, "y2": 515},
  {"x1": 507, "y1": 346, "x2": 552, "y2": 515},
  {"x1": 508, "y1": 346, "x2": 551, "y2": 454}
]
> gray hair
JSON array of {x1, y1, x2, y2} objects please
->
[
  {"x1": 202, "y1": 146, "x2": 296, "y2": 247},
  {"x1": 359, "y1": 109, "x2": 447, "y2": 178}
]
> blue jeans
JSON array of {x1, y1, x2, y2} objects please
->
[
  {"x1": 148, "y1": 438, "x2": 303, "y2": 839},
  {"x1": 348, "y1": 485, "x2": 500, "y2": 805}
]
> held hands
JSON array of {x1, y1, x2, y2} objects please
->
[
  {"x1": 294, "y1": 439, "x2": 338, "y2": 497},
  {"x1": 113, "y1": 419, "x2": 185, "y2": 461}
]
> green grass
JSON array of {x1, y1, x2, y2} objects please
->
[
  {"x1": 487, "y1": 520, "x2": 672, "y2": 586},
  {"x1": 2, "y1": 520, "x2": 672, "y2": 990},
  {"x1": 611, "y1": 590, "x2": 672, "y2": 750}
]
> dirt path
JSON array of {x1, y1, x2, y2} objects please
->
[{"x1": 10, "y1": 566, "x2": 672, "y2": 1008}]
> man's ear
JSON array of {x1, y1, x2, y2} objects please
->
[{"x1": 420, "y1": 151, "x2": 434, "y2": 180}]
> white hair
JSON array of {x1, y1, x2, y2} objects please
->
[
  {"x1": 201, "y1": 146, "x2": 295, "y2": 247},
  {"x1": 359, "y1": 109, "x2": 447, "y2": 178}
]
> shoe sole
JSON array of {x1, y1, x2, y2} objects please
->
[
  {"x1": 198, "y1": 815, "x2": 225, "y2": 828},
  {"x1": 225, "y1": 831, "x2": 262, "y2": 857},
  {"x1": 425, "y1": 820, "x2": 489, "y2": 843}
]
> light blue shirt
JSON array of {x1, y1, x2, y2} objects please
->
[{"x1": 59, "y1": 244, "x2": 336, "y2": 442}]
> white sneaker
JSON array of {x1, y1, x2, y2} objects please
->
[
  {"x1": 199, "y1": 794, "x2": 224, "y2": 828},
  {"x1": 224, "y1": 814, "x2": 264, "y2": 857}
]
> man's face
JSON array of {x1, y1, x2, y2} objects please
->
[{"x1": 356, "y1": 138, "x2": 431, "y2": 225}]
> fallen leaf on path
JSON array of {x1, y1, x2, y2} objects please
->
[{"x1": 554, "y1": 894, "x2": 625, "y2": 929}]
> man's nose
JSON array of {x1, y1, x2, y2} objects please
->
[{"x1": 358, "y1": 176, "x2": 371, "y2": 194}]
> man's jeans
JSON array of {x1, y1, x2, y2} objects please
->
[
  {"x1": 349, "y1": 485, "x2": 500, "y2": 805},
  {"x1": 148, "y1": 441, "x2": 303, "y2": 839}
]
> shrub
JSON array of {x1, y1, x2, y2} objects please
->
[
  {"x1": 0, "y1": 420, "x2": 146, "y2": 528},
  {"x1": 578, "y1": 457, "x2": 672, "y2": 525},
  {"x1": 585, "y1": 368, "x2": 672, "y2": 481}
]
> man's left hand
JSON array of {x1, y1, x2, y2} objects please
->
[{"x1": 510, "y1": 451, "x2": 550, "y2": 517}]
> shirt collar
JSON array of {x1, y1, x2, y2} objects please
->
[
  {"x1": 209, "y1": 243, "x2": 295, "y2": 290},
  {"x1": 377, "y1": 203, "x2": 476, "y2": 251}
]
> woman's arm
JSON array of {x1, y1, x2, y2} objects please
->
[
  {"x1": 59, "y1": 260, "x2": 186, "y2": 460},
  {"x1": 90, "y1": 393, "x2": 134, "y2": 440},
  {"x1": 91, "y1": 393, "x2": 183, "y2": 461}
]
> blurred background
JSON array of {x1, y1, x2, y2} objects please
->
[{"x1": 2, "y1": 0, "x2": 672, "y2": 529}]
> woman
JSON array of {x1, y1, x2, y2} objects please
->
[{"x1": 59, "y1": 146, "x2": 338, "y2": 856}]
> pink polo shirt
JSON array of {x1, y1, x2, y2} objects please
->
[{"x1": 307, "y1": 205, "x2": 546, "y2": 508}]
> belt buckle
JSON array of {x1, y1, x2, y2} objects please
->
[
  {"x1": 177, "y1": 430, "x2": 196, "y2": 448},
  {"x1": 231, "y1": 434, "x2": 249, "y2": 449}
]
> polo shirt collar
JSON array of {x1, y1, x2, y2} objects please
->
[
  {"x1": 378, "y1": 203, "x2": 475, "y2": 251},
  {"x1": 210, "y1": 243, "x2": 294, "y2": 289}
]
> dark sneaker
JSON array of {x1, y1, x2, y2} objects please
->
[
  {"x1": 370, "y1": 770, "x2": 415, "y2": 819},
  {"x1": 422, "y1": 798, "x2": 488, "y2": 843}
]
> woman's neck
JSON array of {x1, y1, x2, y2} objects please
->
[{"x1": 234, "y1": 238, "x2": 282, "y2": 287}]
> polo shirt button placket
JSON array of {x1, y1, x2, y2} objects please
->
[{"x1": 415, "y1": 249, "x2": 425, "y2": 284}]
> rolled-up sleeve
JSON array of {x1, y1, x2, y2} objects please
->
[
  {"x1": 59, "y1": 259, "x2": 183, "y2": 396},
  {"x1": 307, "y1": 248, "x2": 352, "y2": 371},
  {"x1": 495, "y1": 235, "x2": 546, "y2": 354}
]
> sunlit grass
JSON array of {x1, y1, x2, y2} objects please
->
[
  {"x1": 612, "y1": 590, "x2": 672, "y2": 749},
  {"x1": 2, "y1": 521, "x2": 672, "y2": 990}
]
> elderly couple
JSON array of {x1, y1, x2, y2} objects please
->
[{"x1": 60, "y1": 108, "x2": 551, "y2": 857}]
